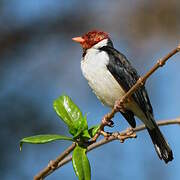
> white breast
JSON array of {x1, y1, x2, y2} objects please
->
[{"x1": 81, "y1": 47, "x2": 126, "y2": 108}]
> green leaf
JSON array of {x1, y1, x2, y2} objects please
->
[
  {"x1": 20, "y1": 134, "x2": 73, "y2": 151},
  {"x1": 88, "y1": 125, "x2": 100, "y2": 138},
  {"x1": 81, "y1": 129, "x2": 91, "y2": 140},
  {"x1": 72, "y1": 145, "x2": 91, "y2": 180},
  {"x1": 73, "y1": 115, "x2": 88, "y2": 138},
  {"x1": 53, "y1": 95, "x2": 88, "y2": 137}
]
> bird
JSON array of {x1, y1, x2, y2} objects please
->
[{"x1": 72, "y1": 30, "x2": 173, "y2": 163}]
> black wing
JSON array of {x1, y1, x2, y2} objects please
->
[
  {"x1": 121, "y1": 110, "x2": 136, "y2": 128},
  {"x1": 100, "y1": 46, "x2": 173, "y2": 163},
  {"x1": 100, "y1": 46, "x2": 153, "y2": 123}
]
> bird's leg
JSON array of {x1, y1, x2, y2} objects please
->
[
  {"x1": 117, "y1": 128, "x2": 137, "y2": 143},
  {"x1": 101, "y1": 115, "x2": 114, "y2": 127},
  {"x1": 91, "y1": 114, "x2": 114, "y2": 142},
  {"x1": 100, "y1": 130, "x2": 112, "y2": 139},
  {"x1": 125, "y1": 127, "x2": 135, "y2": 136}
]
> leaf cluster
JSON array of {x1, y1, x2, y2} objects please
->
[{"x1": 20, "y1": 95, "x2": 99, "y2": 180}]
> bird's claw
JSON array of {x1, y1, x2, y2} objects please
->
[
  {"x1": 102, "y1": 117, "x2": 114, "y2": 127},
  {"x1": 100, "y1": 130, "x2": 112, "y2": 138},
  {"x1": 126, "y1": 127, "x2": 134, "y2": 135},
  {"x1": 117, "y1": 128, "x2": 137, "y2": 143}
]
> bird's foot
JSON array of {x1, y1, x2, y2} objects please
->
[
  {"x1": 100, "y1": 130, "x2": 112, "y2": 139},
  {"x1": 102, "y1": 116, "x2": 114, "y2": 127},
  {"x1": 125, "y1": 127, "x2": 135, "y2": 136},
  {"x1": 114, "y1": 99, "x2": 126, "y2": 113},
  {"x1": 90, "y1": 116, "x2": 114, "y2": 142},
  {"x1": 118, "y1": 128, "x2": 137, "y2": 143}
]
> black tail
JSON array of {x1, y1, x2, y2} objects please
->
[{"x1": 147, "y1": 124, "x2": 173, "y2": 163}]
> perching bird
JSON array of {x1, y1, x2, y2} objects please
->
[{"x1": 72, "y1": 30, "x2": 173, "y2": 163}]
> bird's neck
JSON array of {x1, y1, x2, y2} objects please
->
[{"x1": 82, "y1": 38, "x2": 113, "y2": 57}]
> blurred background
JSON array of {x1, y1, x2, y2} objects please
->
[{"x1": 0, "y1": 0, "x2": 180, "y2": 179}]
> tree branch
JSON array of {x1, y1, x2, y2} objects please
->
[
  {"x1": 42, "y1": 118, "x2": 180, "y2": 179},
  {"x1": 34, "y1": 45, "x2": 180, "y2": 179}
]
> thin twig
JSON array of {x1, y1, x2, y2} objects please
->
[
  {"x1": 34, "y1": 143, "x2": 76, "y2": 180},
  {"x1": 46, "y1": 118, "x2": 180, "y2": 178}
]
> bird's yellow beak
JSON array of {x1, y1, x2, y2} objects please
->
[{"x1": 72, "y1": 36, "x2": 85, "y2": 43}]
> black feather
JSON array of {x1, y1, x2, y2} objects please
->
[
  {"x1": 146, "y1": 121, "x2": 173, "y2": 163},
  {"x1": 121, "y1": 110, "x2": 136, "y2": 128}
]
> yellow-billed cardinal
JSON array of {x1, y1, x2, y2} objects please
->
[{"x1": 72, "y1": 30, "x2": 173, "y2": 163}]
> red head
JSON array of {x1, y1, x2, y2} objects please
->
[{"x1": 72, "y1": 30, "x2": 109, "y2": 49}]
